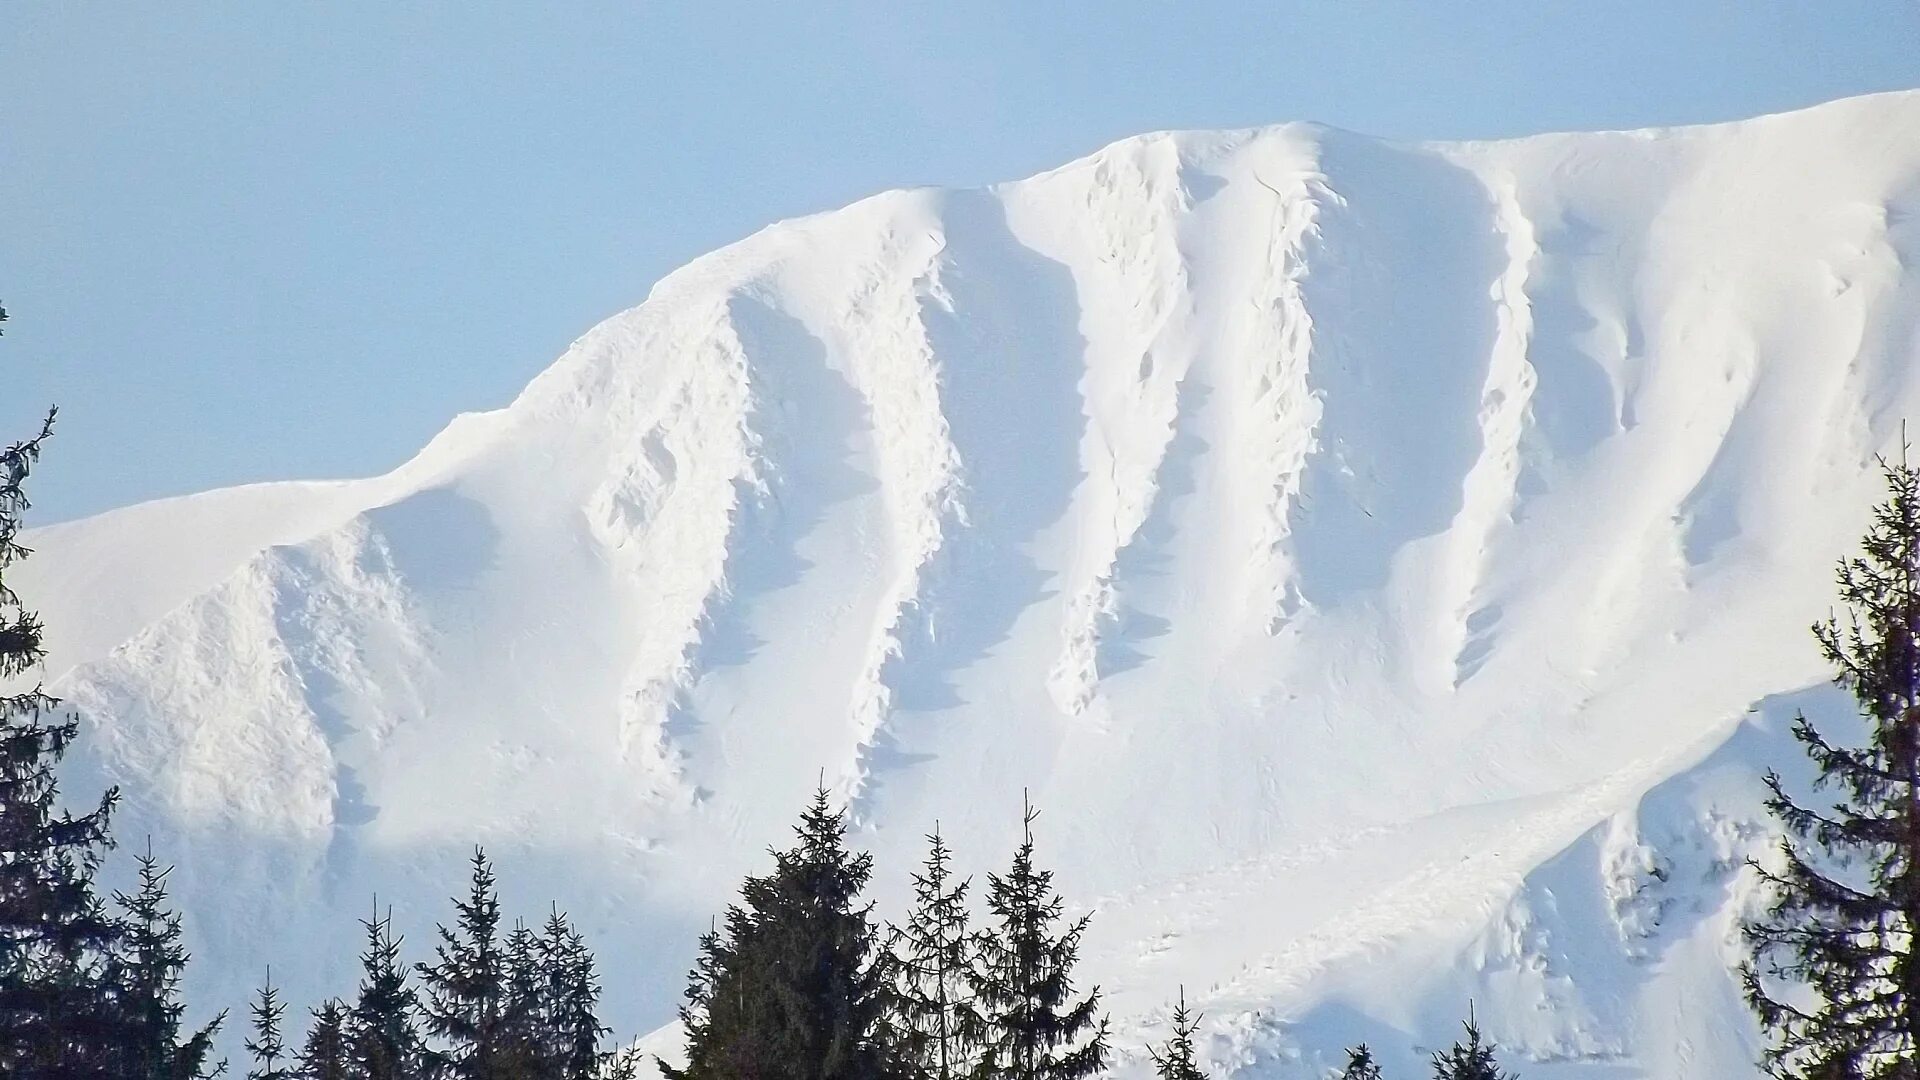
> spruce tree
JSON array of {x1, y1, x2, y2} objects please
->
[
  {"x1": 662, "y1": 786, "x2": 895, "y2": 1080},
  {"x1": 348, "y1": 907, "x2": 421, "y2": 1080},
  {"x1": 1745, "y1": 454, "x2": 1920, "y2": 1077},
  {"x1": 0, "y1": 403, "x2": 125, "y2": 1079},
  {"x1": 661, "y1": 914, "x2": 747, "y2": 1079},
  {"x1": 535, "y1": 905, "x2": 608, "y2": 1080},
  {"x1": 498, "y1": 919, "x2": 547, "y2": 1079},
  {"x1": 882, "y1": 826, "x2": 982, "y2": 1080},
  {"x1": 1340, "y1": 1044, "x2": 1384, "y2": 1080},
  {"x1": 418, "y1": 849, "x2": 513, "y2": 1080},
  {"x1": 109, "y1": 843, "x2": 225, "y2": 1079},
  {"x1": 1429, "y1": 1010, "x2": 1511, "y2": 1080},
  {"x1": 298, "y1": 1000, "x2": 351, "y2": 1080},
  {"x1": 1147, "y1": 988, "x2": 1207, "y2": 1080},
  {"x1": 244, "y1": 972, "x2": 293, "y2": 1080},
  {"x1": 969, "y1": 799, "x2": 1107, "y2": 1080}
]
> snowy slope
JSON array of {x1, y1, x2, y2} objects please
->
[{"x1": 19, "y1": 90, "x2": 1920, "y2": 1077}]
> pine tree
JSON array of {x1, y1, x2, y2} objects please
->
[
  {"x1": 0, "y1": 403, "x2": 125, "y2": 1079},
  {"x1": 969, "y1": 798, "x2": 1107, "y2": 1080},
  {"x1": 109, "y1": 843, "x2": 225, "y2": 1079},
  {"x1": 535, "y1": 906, "x2": 608, "y2": 1080},
  {"x1": 662, "y1": 786, "x2": 896, "y2": 1080},
  {"x1": 1340, "y1": 1044, "x2": 1384, "y2": 1080},
  {"x1": 1429, "y1": 1009, "x2": 1510, "y2": 1080},
  {"x1": 418, "y1": 849, "x2": 515, "y2": 1080},
  {"x1": 1147, "y1": 988, "x2": 1207, "y2": 1080},
  {"x1": 244, "y1": 972, "x2": 293, "y2": 1080},
  {"x1": 882, "y1": 826, "x2": 982, "y2": 1080},
  {"x1": 1745, "y1": 454, "x2": 1920, "y2": 1078},
  {"x1": 297, "y1": 1000, "x2": 351, "y2": 1080},
  {"x1": 348, "y1": 907, "x2": 421, "y2": 1080}
]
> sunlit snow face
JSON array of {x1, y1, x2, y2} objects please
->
[{"x1": 27, "y1": 93, "x2": 1920, "y2": 1077}]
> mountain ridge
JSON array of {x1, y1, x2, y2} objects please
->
[{"x1": 19, "y1": 89, "x2": 1920, "y2": 1077}]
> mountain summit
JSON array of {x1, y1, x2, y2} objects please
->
[{"x1": 20, "y1": 90, "x2": 1920, "y2": 1076}]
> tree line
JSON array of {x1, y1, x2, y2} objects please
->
[{"x1": 8, "y1": 296, "x2": 1920, "y2": 1078}]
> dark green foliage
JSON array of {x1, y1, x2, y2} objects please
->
[
  {"x1": 882, "y1": 826, "x2": 982, "y2": 1080},
  {"x1": 1429, "y1": 1011, "x2": 1510, "y2": 1080},
  {"x1": 499, "y1": 919, "x2": 546, "y2": 1077},
  {"x1": 1147, "y1": 989, "x2": 1206, "y2": 1080},
  {"x1": 348, "y1": 908, "x2": 422, "y2": 1080},
  {"x1": 664, "y1": 915, "x2": 741, "y2": 1078},
  {"x1": 419, "y1": 849, "x2": 515, "y2": 1080},
  {"x1": 0, "y1": 393, "x2": 215, "y2": 1078},
  {"x1": 662, "y1": 786, "x2": 896, "y2": 1080},
  {"x1": 414, "y1": 861, "x2": 613, "y2": 1080},
  {"x1": 0, "y1": 407, "x2": 126, "y2": 1079},
  {"x1": 298, "y1": 1000, "x2": 351, "y2": 1080},
  {"x1": 535, "y1": 906, "x2": 610, "y2": 1080},
  {"x1": 1341, "y1": 1044, "x2": 1384, "y2": 1080},
  {"x1": 1745, "y1": 455, "x2": 1920, "y2": 1078},
  {"x1": 411, "y1": 851, "x2": 614, "y2": 1080},
  {"x1": 244, "y1": 973, "x2": 293, "y2": 1080},
  {"x1": 969, "y1": 800, "x2": 1107, "y2": 1080},
  {"x1": 109, "y1": 845, "x2": 226, "y2": 1079}
]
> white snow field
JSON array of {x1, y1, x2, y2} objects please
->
[{"x1": 19, "y1": 89, "x2": 1920, "y2": 1076}]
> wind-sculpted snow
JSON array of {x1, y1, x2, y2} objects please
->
[{"x1": 19, "y1": 91, "x2": 1920, "y2": 1076}]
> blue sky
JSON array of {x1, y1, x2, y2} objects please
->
[{"x1": 6, "y1": 1, "x2": 1919, "y2": 522}]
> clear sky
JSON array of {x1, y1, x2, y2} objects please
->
[{"x1": 6, "y1": 2, "x2": 1919, "y2": 522}]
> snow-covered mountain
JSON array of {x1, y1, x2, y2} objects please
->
[{"x1": 20, "y1": 90, "x2": 1920, "y2": 1077}]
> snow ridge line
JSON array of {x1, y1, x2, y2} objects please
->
[
  {"x1": 831, "y1": 209, "x2": 962, "y2": 808},
  {"x1": 1042, "y1": 135, "x2": 1195, "y2": 719},
  {"x1": 1443, "y1": 173, "x2": 1542, "y2": 692},
  {"x1": 1239, "y1": 149, "x2": 1331, "y2": 635},
  {"x1": 590, "y1": 300, "x2": 758, "y2": 802}
]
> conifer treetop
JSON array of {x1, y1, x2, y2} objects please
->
[
  {"x1": 1429, "y1": 1007, "x2": 1511, "y2": 1080},
  {"x1": 348, "y1": 903, "x2": 422, "y2": 1080},
  {"x1": 882, "y1": 823, "x2": 983, "y2": 1080},
  {"x1": 245, "y1": 969, "x2": 294, "y2": 1080},
  {"x1": 1340, "y1": 1044, "x2": 1384, "y2": 1080},
  {"x1": 971, "y1": 794, "x2": 1108, "y2": 1080},
  {"x1": 417, "y1": 847, "x2": 510, "y2": 1079},
  {"x1": 299, "y1": 999, "x2": 352, "y2": 1080},
  {"x1": 662, "y1": 784, "x2": 893, "y2": 1080},
  {"x1": 1147, "y1": 987, "x2": 1207, "y2": 1080}
]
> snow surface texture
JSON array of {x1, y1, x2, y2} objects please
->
[{"x1": 18, "y1": 90, "x2": 1920, "y2": 1077}]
